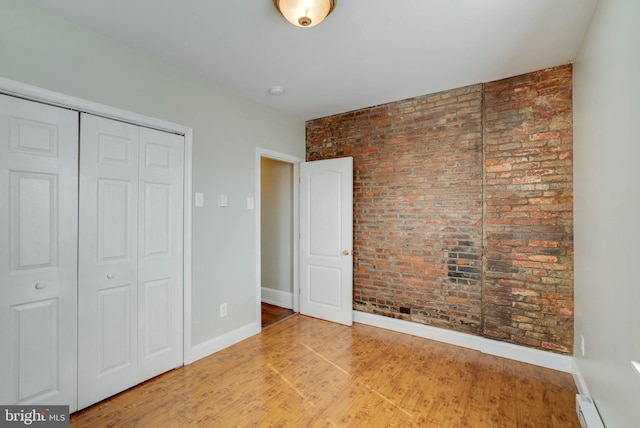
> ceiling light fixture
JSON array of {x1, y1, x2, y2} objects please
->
[{"x1": 273, "y1": 0, "x2": 337, "y2": 28}]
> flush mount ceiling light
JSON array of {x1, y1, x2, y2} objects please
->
[{"x1": 273, "y1": 0, "x2": 337, "y2": 28}]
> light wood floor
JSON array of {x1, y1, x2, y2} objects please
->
[{"x1": 71, "y1": 315, "x2": 579, "y2": 427}]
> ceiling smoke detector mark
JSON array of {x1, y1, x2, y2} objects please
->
[{"x1": 268, "y1": 86, "x2": 285, "y2": 96}]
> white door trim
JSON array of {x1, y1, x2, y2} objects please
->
[
  {"x1": 255, "y1": 148, "x2": 304, "y2": 327},
  {"x1": 0, "y1": 77, "x2": 195, "y2": 366}
]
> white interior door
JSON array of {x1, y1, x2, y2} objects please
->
[
  {"x1": 78, "y1": 114, "x2": 184, "y2": 409},
  {"x1": 0, "y1": 94, "x2": 79, "y2": 410},
  {"x1": 300, "y1": 157, "x2": 353, "y2": 326}
]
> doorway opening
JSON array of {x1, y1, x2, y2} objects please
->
[
  {"x1": 255, "y1": 149, "x2": 303, "y2": 329},
  {"x1": 261, "y1": 303, "x2": 294, "y2": 327}
]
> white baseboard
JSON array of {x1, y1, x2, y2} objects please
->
[
  {"x1": 572, "y1": 358, "x2": 591, "y2": 397},
  {"x1": 261, "y1": 287, "x2": 293, "y2": 309},
  {"x1": 353, "y1": 311, "x2": 573, "y2": 373},
  {"x1": 185, "y1": 311, "x2": 574, "y2": 376},
  {"x1": 185, "y1": 321, "x2": 260, "y2": 364}
]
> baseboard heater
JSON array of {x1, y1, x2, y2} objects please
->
[{"x1": 576, "y1": 395, "x2": 605, "y2": 428}]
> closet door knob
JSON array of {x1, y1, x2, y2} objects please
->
[
  {"x1": 35, "y1": 283, "x2": 46, "y2": 290},
  {"x1": 106, "y1": 273, "x2": 115, "y2": 280}
]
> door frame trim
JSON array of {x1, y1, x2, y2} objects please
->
[
  {"x1": 255, "y1": 148, "x2": 303, "y2": 327},
  {"x1": 0, "y1": 77, "x2": 195, "y2": 366}
]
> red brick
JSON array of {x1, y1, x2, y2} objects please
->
[
  {"x1": 307, "y1": 65, "x2": 573, "y2": 355},
  {"x1": 484, "y1": 65, "x2": 573, "y2": 354}
]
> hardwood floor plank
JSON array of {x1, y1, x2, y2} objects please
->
[
  {"x1": 72, "y1": 315, "x2": 579, "y2": 427},
  {"x1": 261, "y1": 302, "x2": 294, "y2": 327}
]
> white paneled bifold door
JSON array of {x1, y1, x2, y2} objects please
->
[
  {"x1": 0, "y1": 95, "x2": 79, "y2": 410},
  {"x1": 77, "y1": 114, "x2": 184, "y2": 410},
  {"x1": 0, "y1": 93, "x2": 185, "y2": 412}
]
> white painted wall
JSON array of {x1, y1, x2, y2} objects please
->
[
  {"x1": 573, "y1": 0, "x2": 640, "y2": 426},
  {"x1": 0, "y1": 1, "x2": 304, "y2": 348},
  {"x1": 260, "y1": 158, "x2": 294, "y2": 297}
]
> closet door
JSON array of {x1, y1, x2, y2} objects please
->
[
  {"x1": 137, "y1": 127, "x2": 183, "y2": 380},
  {"x1": 0, "y1": 94, "x2": 78, "y2": 410},
  {"x1": 77, "y1": 114, "x2": 139, "y2": 409},
  {"x1": 77, "y1": 114, "x2": 183, "y2": 409}
]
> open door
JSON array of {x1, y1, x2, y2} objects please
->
[{"x1": 300, "y1": 157, "x2": 353, "y2": 326}]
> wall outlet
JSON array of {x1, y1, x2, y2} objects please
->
[
  {"x1": 220, "y1": 303, "x2": 228, "y2": 317},
  {"x1": 580, "y1": 335, "x2": 585, "y2": 357}
]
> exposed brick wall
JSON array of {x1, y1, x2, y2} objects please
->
[
  {"x1": 307, "y1": 85, "x2": 484, "y2": 334},
  {"x1": 483, "y1": 65, "x2": 573, "y2": 353},
  {"x1": 306, "y1": 65, "x2": 573, "y2": 354}
]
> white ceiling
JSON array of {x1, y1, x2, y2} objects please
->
[{"x1": 26, "y1": 0, "x2": 597, "y2": 120}]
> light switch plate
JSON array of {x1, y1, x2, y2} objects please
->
[
  {"x1": 247, "y1": 197, "x2": 254, "y2": 210},
  {"x1": 219, "y1": 194, "x2": 229, "y2": 207},
  {"x1": 194, "y1": 192, "x2": 204, "y2": 207}
]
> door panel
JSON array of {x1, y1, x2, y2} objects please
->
[
  {"x1": 143, "y1": 183, "x2": 171, "y2": 256},
  {"x1": 0, "y1": 94, "x2": 78, "y2": 410},
  {"x1": 98, "y1": 134, "x2": 132, "y2": 165},
  {"x1": 78, "y1": 114, "x2": 140, "y2": 409},
  {"x1": 97, "y1": 285, "x2": 132, "y2": 374},
  {"x1": 98, "y1": 178, "x2": 133, "y2": 261},
  {"x1": 309, "y1": 266, "x2": 342, "y2": 306},
  {"x1": 9, "y1": 116, "x2": 59, "y2": 156},
  {"x1": 143, "y1": 278, "x2": 171, "y2": 356},
  {"x1": 11, "y1": 299, "x2": 58, "y2": 402},
  {"x1": 137, "y1": 127, "x2": 183, "y2": 378},
  {"x1": 309, "y1": 171, "x2": 342, "y2": 256},
  {"x1": 300, "y1": 157, "x2": 353, "y2": 326},
  {"x1": 11, "y1": 172, "x2": 57, "y2": 269},
  {"x1": 78, "y1": 114, "x2": 183, "y2": 409}
]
